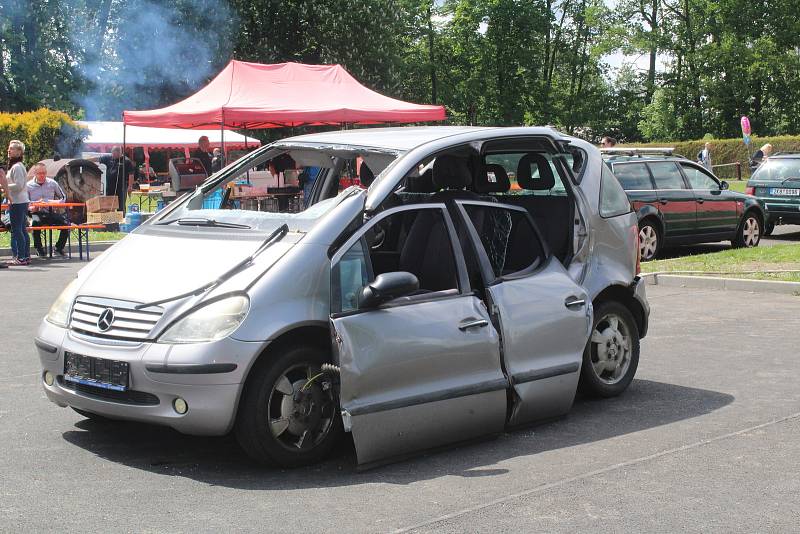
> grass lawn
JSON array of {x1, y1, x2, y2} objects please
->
[
  {"x1": 0, "y1": 230, "x2": 126, "y2": 248},
  {"x1": 727, "y1": 180, "x2": 747, "y2": 193},
  {"x1": 642, "y1": 243, "x2": 800, "y2": 282}
]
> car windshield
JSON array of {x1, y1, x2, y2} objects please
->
[
  {"x1": 752, "y1": 158, "x2": 800, "y2": 183},
  {"x1": 154, "y1": 143, "x2": 401, "y2": 233}
]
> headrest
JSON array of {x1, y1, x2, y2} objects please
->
[
  {"x1": 359, "y1": 163, "x2": 375, "y2": 187},
  {"x1": 476, "y1": 164, "x2": 511, "y2": 193},
  {"x1": 433, "y1": 154, "x2": 472, "y2": 190},
  {"x1": 517, "y1": 153, "x2": 556, "y2": 190},
  {"x1": 407, "y1": 168, "x2": 436, "y2": 193}
]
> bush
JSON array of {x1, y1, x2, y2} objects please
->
[
  {"x1": 620, "y1": 135, "x2": 800, "y2": 181},
  {"x1": 0, "y1": 109, "x2": 87, "y2": 165}
]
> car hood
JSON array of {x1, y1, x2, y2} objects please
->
[{"x1": 74, "y1": 230, "x2": 294, "y2": 304}]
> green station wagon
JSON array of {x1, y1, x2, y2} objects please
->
[
  {"x1": 746, "y1": 153, "x2": 800, "y2": 235},
  {"x1": 603, "y1": 149, "x2": 765, "y2": 260}
]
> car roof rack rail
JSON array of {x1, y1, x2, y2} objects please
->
[{"x1": 600, "y1": 147, "x2": 675, "y2": 156}]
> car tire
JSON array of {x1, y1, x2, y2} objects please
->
[
  {"x1": 638, "y1": 220, "x2": 661, "y2": 261},
  {"x1": 732, "y1": 212, "x2": 761, "y2": 248},
  {"x1": 235, "y1": 344, "x2": 342, "y2": 467},
  {"x1": 579, "y1": 301, "x2": 640, "y2": 398},
  {"x1": 764, "y1": 220, "x2": 775, "y2": 236}
]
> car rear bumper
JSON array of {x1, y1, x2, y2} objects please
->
[
  {"x1": 631, "y1": 276, "x2": 650, "y2": 338},
  {"x1": 35, "y1": 319, "x2": 265, "y2": 435}
]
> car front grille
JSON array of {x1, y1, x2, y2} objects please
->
[
  {"x1": 69, "y1": 297, "x2": 163, "y2": 341},
  {"x1": 57, "y1": 376, "x2": 160, "y2": 406}
]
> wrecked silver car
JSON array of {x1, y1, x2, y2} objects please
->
[{"x1": 36, "y1": 126, "x2": 649, "y2": 467}]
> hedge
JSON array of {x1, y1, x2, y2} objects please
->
[
  {"x1": 0, "y1": 109, "x2": 87, "y2": 166},
  {"x1": 619, "y1": 135, "x2": 800, "y2": 181}
]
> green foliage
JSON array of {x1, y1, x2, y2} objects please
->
[{"x1": 0, "y1": 109, "x2": 87, "y2": 164}]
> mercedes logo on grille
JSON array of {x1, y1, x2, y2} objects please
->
[{"x1": 97, "y1": 308, "x2": 115, "y2": 332}]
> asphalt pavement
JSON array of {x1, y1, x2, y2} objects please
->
[{"x1": 1, "y1": 262, "x2": 799, "y2": 533}]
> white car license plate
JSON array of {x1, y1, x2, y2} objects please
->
[{"x1": 770, "y1": 188, "x2": 800, "y2": 196}]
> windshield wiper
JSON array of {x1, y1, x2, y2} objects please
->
[
  {"x1": 164, "y1": 217, "x2": 252, "y2": 229},
  {"x1": 135, "y1": 224, "x2": 289, "y2": 310},
  {"x1": 780, "y1": 177, "x2": 800, "y2": 185}
]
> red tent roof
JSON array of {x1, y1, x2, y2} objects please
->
[{"x1": 123, "y1": 60, "x2": 446, "y2": 129}]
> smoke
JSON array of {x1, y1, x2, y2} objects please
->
[{"x1": 75, "y1": 0, "x2": 236, "y2": 120}]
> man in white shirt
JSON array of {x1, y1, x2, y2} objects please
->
[{"x1": 0, "y1": 140, "x2": 30, "y2": 265}]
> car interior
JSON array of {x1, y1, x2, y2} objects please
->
[{"x1": 334, "y1": 142, "x2": 578, "y2": 310}]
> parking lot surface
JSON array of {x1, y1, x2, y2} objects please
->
[{"x1": 1, "y1": 262, "x2": 799, "y2": 533}]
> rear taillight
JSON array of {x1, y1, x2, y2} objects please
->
[
  {"x1": 632, "y1": 224, "x2": 641, "y2": 275},
  {"x1": 745, "y1": 186, "x2": 755, "y2": 196}
]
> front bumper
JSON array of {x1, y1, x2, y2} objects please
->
[{"x1": 35, "y1": 320, "x2": 265, "y2": 435}]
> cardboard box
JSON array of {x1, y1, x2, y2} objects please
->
[
  {"x1": 87, "y1": 210, "x2": 124, "y2": 224},
  {"x1": 86, "y1": 196, "x2": 119, "y2": 213}
]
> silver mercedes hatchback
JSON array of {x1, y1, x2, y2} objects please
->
[{"x1": 36, "y1": 126, "x2": 649, "y2": 468}]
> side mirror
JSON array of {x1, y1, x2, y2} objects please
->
[
  {"x1": 720, "y1": 180, "x2": 729, "y2": 190},
  {"x1": 359, "y1": 271, "x2": 419, "y2": 309}
]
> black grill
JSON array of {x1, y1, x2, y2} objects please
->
[{"x1": 57, "y1": 376, "x2": 160, "y2": 406}]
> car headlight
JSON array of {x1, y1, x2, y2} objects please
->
[
  {"x1": 46, "y1": 278, "x2": 80, "y2": 327},
  {"x1": 158, "y1": 295, "x2": 249, "y2": 344}
]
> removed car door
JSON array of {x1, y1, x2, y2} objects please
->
[{"x1": 329, "y1": 204, "x2": 508, "y2": 466}]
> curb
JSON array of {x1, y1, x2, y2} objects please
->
[
  {"x1": 643, "y1": 273, "x2": 800, "y2": 295},
  {"x1": 0, "y1": 241, "x2": 118, "y2": 258}
]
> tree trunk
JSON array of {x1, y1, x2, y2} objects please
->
[{"x1": 427, "y1": 5, "x2": 437, "y2": 104}]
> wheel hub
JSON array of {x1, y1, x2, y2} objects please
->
[
  {"x1": 591, "y1": 314, "x2": 632, "y2": 384},
  {"x1": 280, "y1": 379, "x2": 324, "y2": 437}
]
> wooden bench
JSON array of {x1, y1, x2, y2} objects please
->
[{"x1": 0, "y1": 224, "x2": 106, "y2": 260}]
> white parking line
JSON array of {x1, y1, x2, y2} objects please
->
[{"x1": 394, "y1": 411, "x2": 800, "y2": 533}]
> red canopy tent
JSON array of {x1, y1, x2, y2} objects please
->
[{"x1": 123, "y1": 60, "x2": 446, "y2": 130}]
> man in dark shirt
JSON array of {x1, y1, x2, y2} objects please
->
[
  {"x1": 192, "y1": 136, "x2": 213, "y2": 176},
  {"x1": 94, "y1": 146, "x2": 134, "y2": 213}
]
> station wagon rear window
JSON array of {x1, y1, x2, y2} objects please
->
[{"x1": 612, "y1": 163, "x2": 653, "y2": 190}]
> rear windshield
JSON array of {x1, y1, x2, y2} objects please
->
[
  {"x1": 751, "y1": 158, "x2": 800, "y2": 183},
  {"x1": 153, "y1": 144, "x2": 400, "y2": 233}
]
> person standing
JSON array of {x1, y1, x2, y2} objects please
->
[
  {"x1": 0, "y1": 140, "x2": 31, "y2": 265},
  {"x1": 211, "y1": 147, "x2": 225, "y2": 173},
  {"x1": 697, "y1": 142, "x2": 713, "y2": 171},
  {"x1": 750, "y1": 143, "x2": 773, "y2": 171},
  {"x1": 27, "y1": 162, "x2": 69, "y2": 257},
  {"x1": 600, "y1": 136, "x2": 617, "y2": 148},
  {"x1": 192, "y1": 136, "x2": 213, "y2": 176},
  {"x1": 93, "y1": 146, "x2": 134, "y2": 214}
]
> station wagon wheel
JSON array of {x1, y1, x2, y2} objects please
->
[
  {"x1": 579, "y1": 301, "x2": 640, "y2": 398},
  {"x1": 236, "y1": 344, "x2": 342, "y2": 467},
  {"x1": 638, "y1": 221, "x2": 660, "y2": 261},
  {"x1": 733, "y1": 212, "x2": 761, "y2": 248}
]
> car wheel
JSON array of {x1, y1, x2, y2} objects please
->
[
  {"x1": 764, "y1": 220, "x2": 775, "y2": 236},
  {"x1": 733, "y1": 212, "x2": 761, "y2": 248},
  {"x1": 235, "y1": 344, "x2": 342, "y2": 467},
  {"x1": 638, "y1": 221, "x2": 661, "y2": 261},
  {"x1": 579, "y1": 301, "x2": 640, "y2": 398}
]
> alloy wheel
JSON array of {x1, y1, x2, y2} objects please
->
[
  {"x1": 267, "y1": 363, "x2": 336, "y2": 452},
  {"x1": 742, "y1": 216, "x2": 760, "y2": 247},
  {"x1": 589, "y1": 313, "x2": 633, "y2": 385},
  {"x1": 639, "y1": 225, "x2": 658, "y2": 261}
]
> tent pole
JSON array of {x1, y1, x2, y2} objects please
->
[{"x1": 121, "y1": 122, "x2": 126, "y2": 198}]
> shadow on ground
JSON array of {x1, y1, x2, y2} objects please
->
[{"x1": 60, "y1": 379, "x2": 733, "y2": 489}]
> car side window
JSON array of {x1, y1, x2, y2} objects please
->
[
  {"x1": 612, "y1": 163, "x2": 653, "y2": 190},
  {"x1": 681, "y1": 163, "x2": 719, "y2": 190},
  {"x1": 648, "y1": 162, "x2": 687, "y2": 190},
  {"x1": 331, "y1": 207, "x2": 461, "y2": 313},
  {"x1": 461, "y1": 204, "x2": 545, "y2": 278},
  {"x1": 600, "y1": 164, "x2": 633, "y2": 218}
]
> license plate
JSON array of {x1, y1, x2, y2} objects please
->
[
  {"x1": 769, "y1": 188, "x2": 800, "y2": 196},
  {"x1": 64, "y1": 352, "x2": 129, "y2": 391}
]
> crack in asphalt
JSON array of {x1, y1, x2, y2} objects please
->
[{"x1": 394, "y1": 411, "x2": 800, "y2": 533}]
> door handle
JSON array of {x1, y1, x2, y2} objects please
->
[
  {"x1": 564, "y1": 297, "x2": 586, "y2": 309},
  {"x1": 696, "y1": 198, "x2": 705, "y2": 204},
  {"x1": 659, "y1": 199, "x2": 668, "y2": 205},
  {"x1": 458, "y1": 319, "x2": 489, "y2": 331}
]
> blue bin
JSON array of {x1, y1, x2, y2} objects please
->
[{"x1": 202, "y1": 189, "x2": 223, "y2": 209}]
